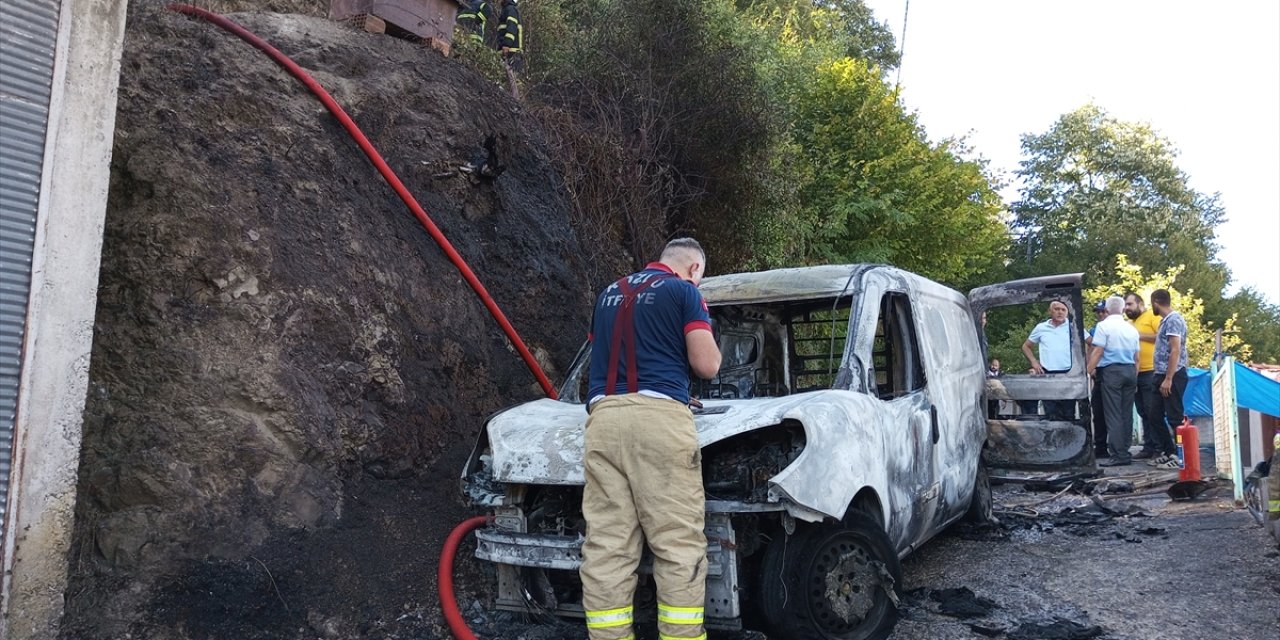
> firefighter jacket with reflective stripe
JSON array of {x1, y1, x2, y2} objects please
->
[
  {"x1": 497, "y1": 1, "x2": 522, "y2": 51},
  {"x1": 457, "y1": 0, "x2": 488, "y2": 38}
]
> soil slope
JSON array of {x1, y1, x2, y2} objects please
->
[{"x1": 63, "y1": 4, "x2": 593, "y2": 638}]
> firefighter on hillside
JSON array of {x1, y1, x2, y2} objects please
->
[
  {"x1": 496, "y1": 0, "x2": 523, "y2": 72},
  {"x1": 456, "y1": 0, "x2": 488, "y2": 44}
]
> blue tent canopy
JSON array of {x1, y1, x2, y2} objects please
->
[{"x1": 1183, "y1": 362, "x2": 1280, "y2": 418}]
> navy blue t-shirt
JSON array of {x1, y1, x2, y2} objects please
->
[{"x1": 587, "y1": 263, "x2": 712, "y2": 404}]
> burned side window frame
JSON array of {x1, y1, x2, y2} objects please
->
[{"x1": 871, "y1": 293, "x2": 927, "y2": 400}]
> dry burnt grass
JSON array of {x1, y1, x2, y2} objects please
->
[{"x1": 61, "y1": 3, "x2": 603, "y2": 638}]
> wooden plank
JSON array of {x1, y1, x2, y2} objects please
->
[
  {"x1": 424, "y1": 36, "x2": 450, "y2": 56},
  {"x1": 361, "y1": 14, "x2": 386, "y2": 34}
]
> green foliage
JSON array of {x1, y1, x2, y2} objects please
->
[
  {"x1": 738, "y1": 0, "x2": 901, "y2": 72},
  {"x1": 1083, "y1": 255, "x2": 1249, "y2": 368},
  {"x1": 451, "y1": 27, "x2": 508, "y2": 86},
  {"x1": 1011, "y1": 104, "x2": 1230, "y2": 315},
  {"x1": 1218, "y1": 288, "x2": 1280, "y2": 365},
  {"x1": 785, "y1": 58, "x2": 1009, "y2": 285}
]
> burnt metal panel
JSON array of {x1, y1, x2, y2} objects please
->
[
  {"x1": 698, "y1": 264, "x2": 861, "y2": 305},
  {"x1": 968, "y1": 274, "x2": 1097, "y2": 474},
  {"x1": 0, "y1": 0, "x2": 61, "y2": 545}
]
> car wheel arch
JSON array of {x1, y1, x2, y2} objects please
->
[{"x1": 844, "y1": 487, "x2": 886, "y2": 529}]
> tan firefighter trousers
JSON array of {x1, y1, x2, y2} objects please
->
[{"x1": 580, "y1": 394, "x2": 708, "y2": 640}]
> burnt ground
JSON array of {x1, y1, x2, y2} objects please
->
[{"x1": 891, "y1": 474, "x2": 1279, "y2": 639}]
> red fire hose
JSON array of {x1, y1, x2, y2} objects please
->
[
  {"x1": 438, "y1": 516, "x2": 494, "y2": 640},
  {"x1": 167, "y1": 4, "x2": 558, "y2": 400}
]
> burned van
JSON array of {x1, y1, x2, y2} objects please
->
[{"x1": 461, "y1": 265, "x2": 1083, "y2": 640}]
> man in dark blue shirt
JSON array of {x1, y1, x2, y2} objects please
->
[{"x1": 579, "y1": 238, "x2": 721, "y2": 640}]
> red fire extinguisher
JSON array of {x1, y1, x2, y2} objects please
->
[{"x1": 1176, "y1": 418, "x2": 1200, "y2": 481}]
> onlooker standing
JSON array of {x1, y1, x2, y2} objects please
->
[
  {"x1": 1020, "y1": 299, "x2": 1074, "y2": 419},
  {"x1": 1086, "y1": 300, "x2": 1110, "y2": 456},
  {"x1": 1147, "y1": 288, "x2": 1188, "y2": 469},
  {"x1": 1124, "y1": 292, "x2": 1163, "y2": 459},
  {"x1": 1087, "y1": 296, "x2": 1140, "y2": 466}
]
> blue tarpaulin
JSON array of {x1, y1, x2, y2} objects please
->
[
  {"x1": 1183, "y1": 362, "x2": 1280, "y2": 418},
  {"x1": 1184, "y1": 367, "x2": 1212, "y2": 417}
]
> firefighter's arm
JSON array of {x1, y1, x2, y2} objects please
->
[{"x1": 686, "y1": 329, "x2": 721, "y2": 380}]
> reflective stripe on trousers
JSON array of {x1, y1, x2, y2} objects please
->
[
  {"x1": 658, "y1": 602, "x2": 706, "y2": 639},
  {"x1": 585, "y1": 605, "x2": 633, "y2": 629}
]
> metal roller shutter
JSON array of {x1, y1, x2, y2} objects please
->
[{"x1": 0, "y1": 0, "x2": 62, "y2": 544}]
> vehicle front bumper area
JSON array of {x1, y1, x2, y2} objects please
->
[{"x1": 475, "y1": 506, "x2": 750, "y2": 629}]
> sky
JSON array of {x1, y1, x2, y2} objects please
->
[{"x1": 862, "y1": 0, "x2": 1280, "y2": 304}]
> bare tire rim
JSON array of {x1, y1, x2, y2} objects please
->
[{"x1": 809, "y1": 534, "x2": 881, "y2": 634}]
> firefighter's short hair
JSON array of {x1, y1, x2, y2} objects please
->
[{"x1": 661, "y1": 237, "x2": 705, "y2": 263}]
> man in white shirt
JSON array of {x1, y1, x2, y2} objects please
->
[
  {"x1": 1087, "y1": 296, "x2": 1140, "y2": 466},
  {"x1": 1021, "y1": 299, "x2": 1075, "y2": 419}
]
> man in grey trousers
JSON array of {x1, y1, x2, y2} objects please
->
[{"x1": 1086, "y1": 296, "x2": 1140, "y2": 466}]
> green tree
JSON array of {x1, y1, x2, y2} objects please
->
[
  {"x1": 1221, "y1": 288, "x2": 1280, "y2": 364},
  {"x1": 739, "y1": 0, "x2": 900, "y2": 72},
  {"x1": 1011, "y1": 104, "x2": 1229, "y2": 315},
  {"x1": 1083, "y1": 255, "x2": 1249, "y2": 367},
  {"x1": 787, "y1": 57, "x2": 1008, "y2": 285}
]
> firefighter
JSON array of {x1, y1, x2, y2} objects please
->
[
  {"x1": 456, "y1": 0, "x2": 487, "y2": 44},
  {"x1": 496, "y1": 0, "x2": 523, "y2": 71},
  {"x1": 580, "y1": 238, "x2": 722, "y2": 640}
]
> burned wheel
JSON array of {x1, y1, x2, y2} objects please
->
[
  {"x1": 756, "y1": 513, "x2": 901, "y2": 640},
  {"x1": 964, "y1": 461, "x2": 995, "y2": 524}
]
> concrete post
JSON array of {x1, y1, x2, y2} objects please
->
[{"x1": 0, "y1": 1, "x2": 128, "y2": 638}]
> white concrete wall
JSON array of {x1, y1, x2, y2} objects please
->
[{"x1": 0, "y1": 0, "x2": 128, "y2": 638}]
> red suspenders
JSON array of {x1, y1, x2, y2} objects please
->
[{"x1": 604, "y1": 273, "x2": 673, "y2": 395}]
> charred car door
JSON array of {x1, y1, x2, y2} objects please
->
[
  {"x1": 848, "y1": 268, "x2": 939, "y2": 550},
  {"x1": 969, "y1": 274, "x2": 1096, "y2": 476}
]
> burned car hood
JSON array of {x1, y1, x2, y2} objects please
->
[{"x1": 486, "y1": 393, "x2": 863, "y2": 487}]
